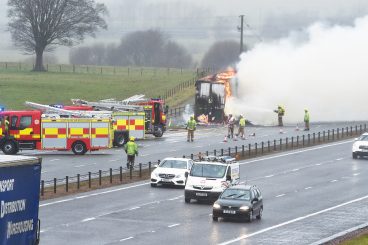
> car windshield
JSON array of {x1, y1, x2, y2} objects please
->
[
  {"x1": 159, "y1": 160, "x2": 187, "y2": 169},
  {"x1": 358, "y1": 135, "x2": 368, "y2": 141},
  {"x1": 221, "y1": 189, "x2": 251, "y2": 201},
  {"x1": 190, "y1": 164, "x2": 226, "y2": 178}
]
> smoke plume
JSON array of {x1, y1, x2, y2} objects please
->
[{"x1": 226, "y1": 15, "x2": 368, "y2": 125}]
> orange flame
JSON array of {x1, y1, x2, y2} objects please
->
[{"x1": 215, "y1": 68, "x2": 236, "y2": 100}]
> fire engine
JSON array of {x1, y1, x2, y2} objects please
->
[{"x1": 0, "y1": 110, "x2": 115, "y2": 155}]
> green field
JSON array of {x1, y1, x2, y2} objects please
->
[
  {"x1": 342, "y1": 233, "x2": 368, "y2": 245},
  {"x1": 0, "y1": 66, "x2": 197, "y2": 110}
]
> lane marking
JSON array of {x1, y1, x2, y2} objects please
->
[
  {"x1": 238, "y1": 140, "x2": 353, "y2": 166},
  {"x1": 74, "y1": 164, "x2": 85, "y2": 168},
  {"x1": 49, "y1": 159, "x2": 60, "y2": 162},
  {"x1": 330, "y1": 180, "x2": 338, "y2": 183},
  {"x1": 218, "y1": 194, "x2": 368, "y2": 245},
  {"x1": 168, "y1": 223, "x2": 180, "y2": 228},
  {"x1": 265, "y1": 175, "x2": 274, "y2": 178},
  {"x1": 336, "y1": 158, "x2": 344, "y2": 161},
  {"x1": 82, "y1": 217, "x2": 96, "y2": 222},
  {"x1": 315, "y1": 163, "x2": 321, "y2": 166},
  {"x1": 305, "y1": 187, "x2": 312, "y2": 190},
  {"x1": 276, "y1": 194, "x2": 285, "y2": 198},
  {"x1": 291, "y1": 168, "x2": 299, "y2": 172},
  {"x1": 129, "y1": 207, "x2": 140, "y2": 210},
  {"x1": 109, "y1": 159, "x2": 119, "y2": 162},
  {"x1": 120, "y1": 237, "x2": 134, "y2": 242},
  {"x1": 41, "y1": 171, "x2": 48, "y2": 174},
  {"x1": 353, "y1": 173, "x2": 360, "y2": 176}
]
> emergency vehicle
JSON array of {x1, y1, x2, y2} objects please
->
[
  {"x1": 70, "y1": 96, "x2": 167, "y2": 138},
  {"x1": 0, "y1": 110, "x2": 115, "y2": 155}
]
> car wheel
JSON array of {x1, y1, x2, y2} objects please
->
[
  {"x1": 150, "y1": 183, "x2": 157, "y2": 187},
  {"x1": 352, "y1": 152, "x2": 358, "y2": 159},
  {"x1": 185, "y1": 198, "x2": 191, "y2": 203},
  {"x1": 248, "y1": 210, "x2": 253, "y2": 222},
  {"x1": 256, "y1": 207, "x2": 263, "y2": 220},
  {"x1": 212, "y1": 216, "x2": 218, "y2": 221}
]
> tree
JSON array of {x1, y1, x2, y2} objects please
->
[
  {"x1": 7, "y1": 0, "x2": 107, "y2": 71},
  {"x1": 201, "y1": 40, "x2": 243, "y2": 70},
  {"x1": 70, "y1": 43, "x2": 106, "y2": 65}
]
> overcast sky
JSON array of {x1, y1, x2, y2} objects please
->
[{"x1": 1, "y1": 0, "x2": 368, "y2": 63}]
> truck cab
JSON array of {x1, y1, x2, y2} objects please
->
[
  {"x1": 184, "y1": 156, "x2": 240, "y2": 203},
  {"x1": 0, "y1": 111, "x2": 42, "y2": 154}
]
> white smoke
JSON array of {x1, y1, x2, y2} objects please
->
[{"x1": 226, "y1": 15, "x2": 368, "y2": 125}]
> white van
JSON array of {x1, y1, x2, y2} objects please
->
[{"x1": 184, "y1": 156, "x2": 240, "y2": 203}]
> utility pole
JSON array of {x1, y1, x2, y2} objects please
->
[{"x1": 238, "y1": 15, "x2": 245, "y2": 54}]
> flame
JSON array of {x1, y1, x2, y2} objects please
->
[{"x1": 215, "y1": 68, "x2": 236, "y2": 100}]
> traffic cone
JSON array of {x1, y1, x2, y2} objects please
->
[
  {"x1": 233, "y1": 135, "x2": 238, "y2": 141},
  {"x1": 279, "y1": 129, "x2": 284, "y2": 134},
  {"x1": 223, "y1": 135, "x2": 228, "y2": 142}
]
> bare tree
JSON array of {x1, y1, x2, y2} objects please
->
[
  {"x1": 7, "y1": 0, "x2": 107, "y2": 71},
  {"x1": 201, "y1": 40, "x2": 242, "y2": 70},
  {"x1": 69, "y1": 43, "x2": 106, "y2": 65}
]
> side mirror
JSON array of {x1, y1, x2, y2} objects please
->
[
  {"x1": 154, "y1": 164, "x2": 158, "y2": 168},
  {"x1": 185, "y1": 172, "x2": 189, "y2": 178},
  {"x1": 226, "y1": 175, "x2": 231, "y2": 181}
]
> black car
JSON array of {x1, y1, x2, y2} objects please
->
[{"x1": 212, "y1": 185, "x2": 263, "y2": 222}]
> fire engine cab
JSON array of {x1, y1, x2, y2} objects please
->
[{"x1": 0, "y1": 110, "x2": 113, "y2": 155}]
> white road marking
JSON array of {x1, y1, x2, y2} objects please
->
[
  {"x1": 168, "y1": 223, "x2": 180, "y2": 228},
  {"x1": 291, "y1": 168, "x2": 299, "y2": 172},
  {"x1": 195, "y1": 145, "x2": 202, "y2": 148},
  {"x1": 120, "y1": 237, "x2": 134, "y2": 242},
  {"x1": 330, "y1": 180, "x2": 338, "y2": 183},
  {"x1": 129, "y1": 207, "x2": 140, "y2": 210},
  {"x1": 141, "y1": 154, "x2": 149, "y2": 157},
  {"x1": 315, "y1": 163, "x2": 321, "y2": 166},
  {"x1": 109, "y1": 159, "x2": 119, "y2": 162},
  {"x1": 353, "y1": 173, "x2": 360, "y2": 176},
  {"x1": 238, "y1": 140, "x2": 353, "y2": 166},
  {"x1": 336, "y1": 158, "x2": 344, "y2": 161},
  {"x1": 218, "y1": 194, "x2": 368, "y2": 245},
  {"x1": 115, "y1": 149, "x2": 122, "y2": 152},
  {"x1": 41, "y1": 171, "x2": 48, "y2": 174},
  {"x1": 169, "y1": 149, "x2": 177, "y2": 152},
  {"x1": 305, "y1": 187, "x2": 312, "y2": 190},
  {"x1": 74, "y1": 164, "x2": 85, "y2": 168},
  {"x1": 49, "y1": 159, "x2": 60, "y2": 162},
  {"x1": 82, "y1": 217, "x2": 96, "y2": 222},
  {"x1": 276, "y1": 194, "x2": 285, "y2": 198},
  {"x1": 265, "y1": 175, "x2": 274, "y2": 178}
]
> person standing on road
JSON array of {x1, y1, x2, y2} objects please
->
[
  {"x1": 237, "y1": 115, "x2": 246, "y2": 139},
  {"x1": 227, "y1": 114, "x2": 235, "y2": 139},
  {"x1": 304, "y1": 109, "x2": 310, "y2": 131},
  {"x1": 124, "y1": 137, "x2": 138, "y2": 169},
  {"x1": 274, "y1": 105, "x2": 285, "y2": 127},
  {"x1": 186, "y1": 116, "x2": 197, "y2": 142}
]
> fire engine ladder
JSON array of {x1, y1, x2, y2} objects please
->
[
  {"x1": 71, "y1": 95, "x2": 146, "y2": 112},
  {"x1": 24, "y1": 101, "x2": 112, "y2": 118}
]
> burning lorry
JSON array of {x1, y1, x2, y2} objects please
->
[{"x1": 194, "y1": 69, "x2": 235, "y2": 124}]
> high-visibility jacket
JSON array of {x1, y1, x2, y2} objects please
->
[
  {"x1": 124, "y1": 141, "x2": 138, "y2": 156},
  {"x1": 304, "y1": 112, "x2": 310, "y2": 122},
  {"x1": 278, "y1": 107, "x2": 285, "y2": 116},
  {"x1": 4, "y1": 119, "x2": 9, "y2": 131},
  {"x1": 239, "y1": 118, "x2": 246, "y2": 127},
  {"x1": 187, "y1": 119, "x2": 196, "y2": 130}
]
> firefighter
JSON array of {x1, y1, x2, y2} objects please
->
[
  {"x1": 274, "y1": 105, "x2": 285, "y2": 127},
  {"x1": 4, "y1": 116, "x2": 9, "y2": 136},
  {"x1": 237, "y1": 114, "x2": 246, "y2": 139},
  {"x1": 304, "y1": 109, "x2": 310, "y2": 131},
  {"x1": 227, "y1": 114, "x2": 235, "y2": 139},
  {"x1": 124, "y1": 137, "x2": 138, "y2": 169},
  {"x1": 186, "y1": 116, "x2": 197, "y2": 142}
]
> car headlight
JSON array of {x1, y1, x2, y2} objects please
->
[
  {"x1": 239, "y1": 206, "x2": 250, "y2": 211},
  {"x1": 213, "y1": 203, "x2": 221, "y2": 209}
]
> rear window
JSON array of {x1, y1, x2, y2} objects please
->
[
  {"x1": 190, "y1": 164, "x2": 226, "y2": 178},
  {"x1": 221, "y1": 189, "x2": 251, "y2": 200}
]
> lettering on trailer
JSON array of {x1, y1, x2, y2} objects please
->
[{"x1": 0, "y1": 163, "x2": 41, "y2": 244}]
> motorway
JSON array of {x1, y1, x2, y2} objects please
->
[
  {"x1": 39, "y1": 139, "x2": 368, "y2": 244},
  {"x1": 3, "y1": 121, "x2": 364, "y2": 181}
]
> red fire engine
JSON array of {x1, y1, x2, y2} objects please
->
[{"x1": 0, "y1": 110, "x2": 114, "y2": 155}]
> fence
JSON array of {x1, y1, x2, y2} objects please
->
[
  {"x1": 0, "y1": 61, "x2": 211, "y2": 77},
  {"x1": 40, "y1": 123, "x2": 367, "y2": 198}
]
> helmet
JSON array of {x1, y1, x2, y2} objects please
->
[
  {"x1": 190, "y1": 116, "x2": 194, "y2": 119},
  {"x1": 240, "y1": 114, "x2": 243, "y2": 118},
  {"x1": 130, "y1": 136, "x2": 135, "y2": 141},
  {"x1": 304, "y1": 109, "x2": 308, "y2": 112}
]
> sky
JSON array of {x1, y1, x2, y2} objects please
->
[{"x1": 1, "y1": 0, "x2": 368, "y2": 64}]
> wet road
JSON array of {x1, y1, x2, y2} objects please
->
[
  {"x1": 5, "y1": 121, "x2": 365, "y2": 181},
  {"x1": 39, "y1": 139, "x2": 368, "y2": 244}
]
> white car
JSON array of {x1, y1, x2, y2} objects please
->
[
  {"x1": 151, "y1": 158, "x2": 194, "y2": 187},
  {"x1": 352, "y1": 133, "x2": 368, "y2": 159}
]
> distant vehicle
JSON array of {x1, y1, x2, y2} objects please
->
[
  {"x1": 0, "y1": 155, "x2": 42, "y2": 244},
  {"x1": 352, "y1": 132, "x2": 368, "y2": 159},
  {"x1": 150, "y1": 158, "x2": 194, "y2": 187},
  {"x1": 184, "y1": 156, "x2": 240, "y2": 203},
  {"x1": 212, "y1": 185, "x2": 263, "y2": 222}
]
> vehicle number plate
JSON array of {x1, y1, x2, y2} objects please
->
[
  {"x1": 161, "y1": 179, "x2": 171, "y2": 182},
  {"x1": 196, "y1": 192, "x2": 207, "y2": 197},
  {"x1": 223, "y1": 210, "x2": 236, "y2": 214}
]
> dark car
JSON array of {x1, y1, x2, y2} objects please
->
[{"x1": 212, "y1": 185, "x2": 263, "y2": 222}]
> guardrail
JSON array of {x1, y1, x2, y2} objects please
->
[{"x1": 40, "y1": 124, "x2": 366, "y2": 199}]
